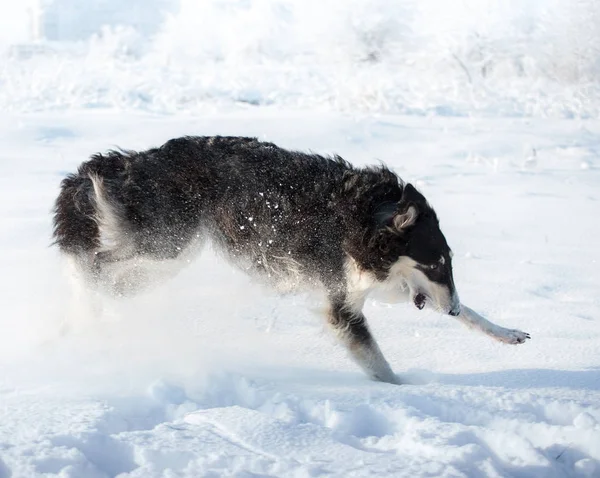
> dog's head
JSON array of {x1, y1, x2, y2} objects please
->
[{"x1": 375, "y1": 183, "x2": 460, "y2": 316}]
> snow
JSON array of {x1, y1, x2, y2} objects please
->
[
  {"x1": 1, "y1": 111, "x2": 599, "y2": 477},
  {"x1": 1, "y1": 1, "x2": 600, "y2": 477},
  {"x1": 2, "y1": 0, "x2": 600, "y2": 117}
]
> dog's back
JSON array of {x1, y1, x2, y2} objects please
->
[{"x1": 53, "y1": 136, "x2": 402, "y2": 295}]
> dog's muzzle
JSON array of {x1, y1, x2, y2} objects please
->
[{"x1": 448, "y1": 293, "x2": 461, "y2": 316}]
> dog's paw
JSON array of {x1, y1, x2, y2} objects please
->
[{"x1": 498, "y1": 328, "x2": 531, "y2": 345}]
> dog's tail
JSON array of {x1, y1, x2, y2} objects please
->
[
  {"x1": 52, "y1": 169, "x2": 127, "y2": 257},
  {"x1": 87, "y1": 174, "x2": 129, "y2": 251}
]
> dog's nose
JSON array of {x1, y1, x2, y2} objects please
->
[{"x1": 448, "y1": 306, "x2": 461, "y2": 316}]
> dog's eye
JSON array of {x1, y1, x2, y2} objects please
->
[{"x1": 429, "y1": 263, "x2": 439, "y2": 270}]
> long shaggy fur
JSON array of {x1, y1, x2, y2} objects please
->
[
  {"x1": 53, "y1": 135, "x2": 529, "y2": 384},
  {"x1": 53, "y1": 136, "x2": 415, "y2": 290}
]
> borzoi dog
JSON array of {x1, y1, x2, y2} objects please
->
[{"x1": 53, "y1": 136, "x2": 530, "y2": 383}]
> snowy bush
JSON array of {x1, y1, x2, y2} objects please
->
[{"x1": 1, "y1": 0, "x2": 600, "y2": 116}]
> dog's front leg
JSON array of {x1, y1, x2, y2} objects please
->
[
  {"x1": 327, "y1": 297, "x2": 398, "y2": 384},
  {"x1": 456, "y1": 304, "x2": 530, "y2": 344}
]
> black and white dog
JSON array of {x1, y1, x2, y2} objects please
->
[{"x1": 53, "y1": 136, "x2": 530, "y2": 384}]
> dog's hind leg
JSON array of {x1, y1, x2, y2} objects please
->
[
  {"x1": 327, "y1": 293, "x2": 399, "y2": 384},
  {"x1": 57, "y1": 173, "x2": 185, "y2": 297},
  {"x1": 57, "y1": 252, "x2": 105, "y2": 335},
  {"x1": 93, "y1": 251, "x2": 194, "y2": 297},
  {"x1": 455, "y1": 304, "x2": 530, "y2": 344}
]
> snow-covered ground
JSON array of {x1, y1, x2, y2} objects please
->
[
  {"x1": 1, "y1": 0, "x2": 600, "y2": 476},
  {"x1": 1, "y1": 110, "x2": 599, "y2": 477}
]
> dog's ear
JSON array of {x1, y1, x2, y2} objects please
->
[
  {"x1": 374, "y1": 185, "x2": 423, "y2": 230},
  {"x1": 375, "y1": 201, "x2": 419, "y2": 230},
  {"x1": 390, "y1": 183, "x2": 423, "y2": 231},
  {"x1": 393, "y1": 204, "x2": 419, "y2": 230}
]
